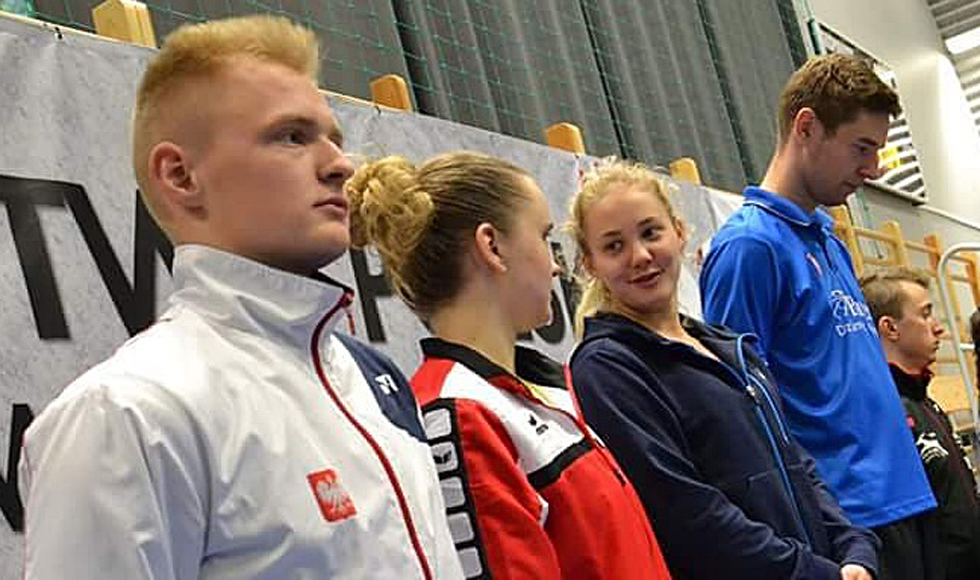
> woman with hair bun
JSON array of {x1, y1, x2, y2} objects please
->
[{"x1": 346, "y1": 151, "x2": 671, "y2": 580}]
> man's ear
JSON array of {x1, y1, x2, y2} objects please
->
[
  {"x1": 473, "y1": 222, "x2": 507, "y2": 273},
  {"x1": 877, "y1": 315, "x2": 900, "y2": 341},
  {"x1": 149, "y1": 141, "x2": 205, "y2": 212},
  {"x1": 792, "y1": 107, "x2": 821, "y2": 143}
]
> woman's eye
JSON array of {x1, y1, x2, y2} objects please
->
[{"x1": 642, "y1": 227, "x2": 659, "y2": 240}]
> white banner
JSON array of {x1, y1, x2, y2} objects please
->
[{"x1": 0, "y1": 13, "x2": 740, "y2": 576}]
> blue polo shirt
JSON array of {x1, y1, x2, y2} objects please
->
[{"x1": 699, "y1": 186, "x2": 935, "y2": 528}]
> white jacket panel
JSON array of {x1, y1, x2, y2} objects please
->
[{"x1": 19, "y1": 245, "x2": 463, "y2": 580}]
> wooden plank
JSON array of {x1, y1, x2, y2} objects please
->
[
  {"x1": 829, "y1": 206, "x2": 864, "y2": 274},
  {"x1": 369, "y1": 74, "x2": 413, "y2": 111},
  {"x1": 669, "y1": 157, "x2": 702, "y2": 185},
  {"x1": 545, "y1": 123, "x2": 585, "y2": 154},
  {"x1": 930, "y1": 374, "x2": 975, "y2": 433},
  {"x1": 881, "y1": 221, "x2": 911, "y2": 266},
  {"x1": 91, "y1": 0, "x2": 156, "y2": 48}
]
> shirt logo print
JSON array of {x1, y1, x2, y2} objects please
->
[
  {"x1": 828, "y1": 289, "x2": 873, "y2": 337},
  {"x1": 307, "y1": 469, "x2": 357, "y2": 522},
  {"x1": 375, "y1": 373, "x2": 399, "y2": 394}
]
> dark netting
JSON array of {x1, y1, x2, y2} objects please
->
[{"x1": 22, "y1": 0, "x2": 807, "y2": 190}]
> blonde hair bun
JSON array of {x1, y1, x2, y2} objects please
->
[{"x1": 346, "y1": 156, "x2": 434, "y2": 298}]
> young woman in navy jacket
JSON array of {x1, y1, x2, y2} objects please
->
[{"x1": 566, "y1": 159, "x2": 879, "y2": 580}]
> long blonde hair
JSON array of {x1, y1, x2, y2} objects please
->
[{"x1": 566, "y1": 158, "x2": 679, "y2": 337}]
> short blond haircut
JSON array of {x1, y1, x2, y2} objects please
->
[
  {"x1": 566, "y1": 158, "x2": 679, "y2": 336},
  {"x1": 132, "y1": 15, "x2": 319, "y2": 215},
  {"x1": 859, "y1": 267, "x2": 931, "y2": 324}
]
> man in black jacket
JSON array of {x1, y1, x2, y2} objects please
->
[{"x1": 862, "y1": 267, "x2": 980, "y2": 580}]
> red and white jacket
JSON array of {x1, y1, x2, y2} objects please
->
[{"x1": 411, "y1": 338, "x2": 672, "y2": 579}]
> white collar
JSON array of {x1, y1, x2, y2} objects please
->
[{"x1": 168, "y1": 244, "x2": 354, "y2": 351}]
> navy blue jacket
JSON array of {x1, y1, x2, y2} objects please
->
[{"x1": 569, "y1": 312, "x2": 879, "y2": 579}]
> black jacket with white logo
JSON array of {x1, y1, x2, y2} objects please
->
[{"x1": 891, "y1": 364, "x2": 980, "y2": 580}]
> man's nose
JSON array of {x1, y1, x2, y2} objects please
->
[
  {"x1": 319, "y1": 139, "x2": 354, "y2": 184},
  {"x1": 861, "y1": 158, "x2": 883, "y2": 181}
]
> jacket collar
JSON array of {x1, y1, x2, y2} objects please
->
[
  {"x1": 583, "y1": 311, "x2": 746, "y2": 348},
  {"x1": 579, "y1": 312, "x2": 765, "y2": 377},
  {"x1": 743, "y1": 186, "x2": 835, "y2": 233},
  {"x1": 419, "y1": 337, "x2": 567, "y2": 398},
  {"x1": 168, "y1": 244, "x2": 354, "y2": 351},
  {"x1": 889, "y1": 363, "x2": 932, "y2": 401}
]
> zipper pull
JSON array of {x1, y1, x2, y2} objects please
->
[
  {"x1": 345, "y1": 307, "x2": 355, "y2": 335},
  {"x1": 340, "y1": 291, "x2": 356, "y2": 335},
  {"x1": 746, "y1": 383, "x2": 759, "y2": 403}
]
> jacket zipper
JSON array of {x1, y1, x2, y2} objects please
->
[
  {"x1": 715, "y1": 336, "x2": 813, "y2": 547},
  {"x1": 310, "y1": 293, "x2": 435, "y2": 580}
]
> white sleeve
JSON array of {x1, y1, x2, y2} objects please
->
[
  {"x1": 426, "y1": 466, "x2": 467, "y2": 580},
  {"x1": 19, "y1": 381, "x2": 207, "y2": 580}
]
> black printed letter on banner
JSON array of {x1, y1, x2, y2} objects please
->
[
  {"x1": 1, "y1": 404, "x2": 34, "y2": 532},
  {"x1": 0, "y1": 175, "x2": 173, "y2": 339}
]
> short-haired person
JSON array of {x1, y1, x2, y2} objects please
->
[
  {"x1": 862, "y1": 268, "x2": 980, "y2": 580},
  {"x1": 699, "y1": 53, "x2": 939, "y2": 579},
  {"x1": 19, "y1": 16, "x2": 463, "y2": 580},
  {"x1": 567, "y1": 158, "x2": 878, "y2": 579},
  {"x1": 345, "y1": 152, "x2": 673, "y2": 579}
]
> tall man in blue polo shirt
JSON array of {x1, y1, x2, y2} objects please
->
[{"x1": 700, "y1": 54, "x2": 938, "y2": 580}]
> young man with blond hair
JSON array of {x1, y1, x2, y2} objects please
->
[
  {"x1": 862, "y1": 268, "x2": 980, "y2": 580},
  {"x1": 700, "y1": 53, "x2": 937, "y2": 580},
  {"x1": 19, "y1": 15, "x2": 463, "y2": 580}
]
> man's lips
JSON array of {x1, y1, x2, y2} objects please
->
[{"x1": 314, "y1": 197, "x2": 349, "y2": 213}]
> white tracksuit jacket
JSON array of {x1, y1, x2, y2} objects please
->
[{"x1": 19, "y1": 245, "x2": 464, "y2": 580}]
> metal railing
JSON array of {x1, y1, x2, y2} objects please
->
[{"x1": 936, "y1": 242, "x2": 980, "y2": 463}]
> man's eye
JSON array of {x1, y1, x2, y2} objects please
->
[
  {"x1": 855, "y1": 144, "x2": 874, "y2": 157},
  {"x1": 278, "y1": 129, "x2": 310, "y2": 145}
]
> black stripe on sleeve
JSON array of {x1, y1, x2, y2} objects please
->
[{"x1": 526, "y1": 438, "x2": 592, "y2": 490}]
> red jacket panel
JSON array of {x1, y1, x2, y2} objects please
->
[{"x1": 411, "y1": 338, "x2": 671, "y2": 580}]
